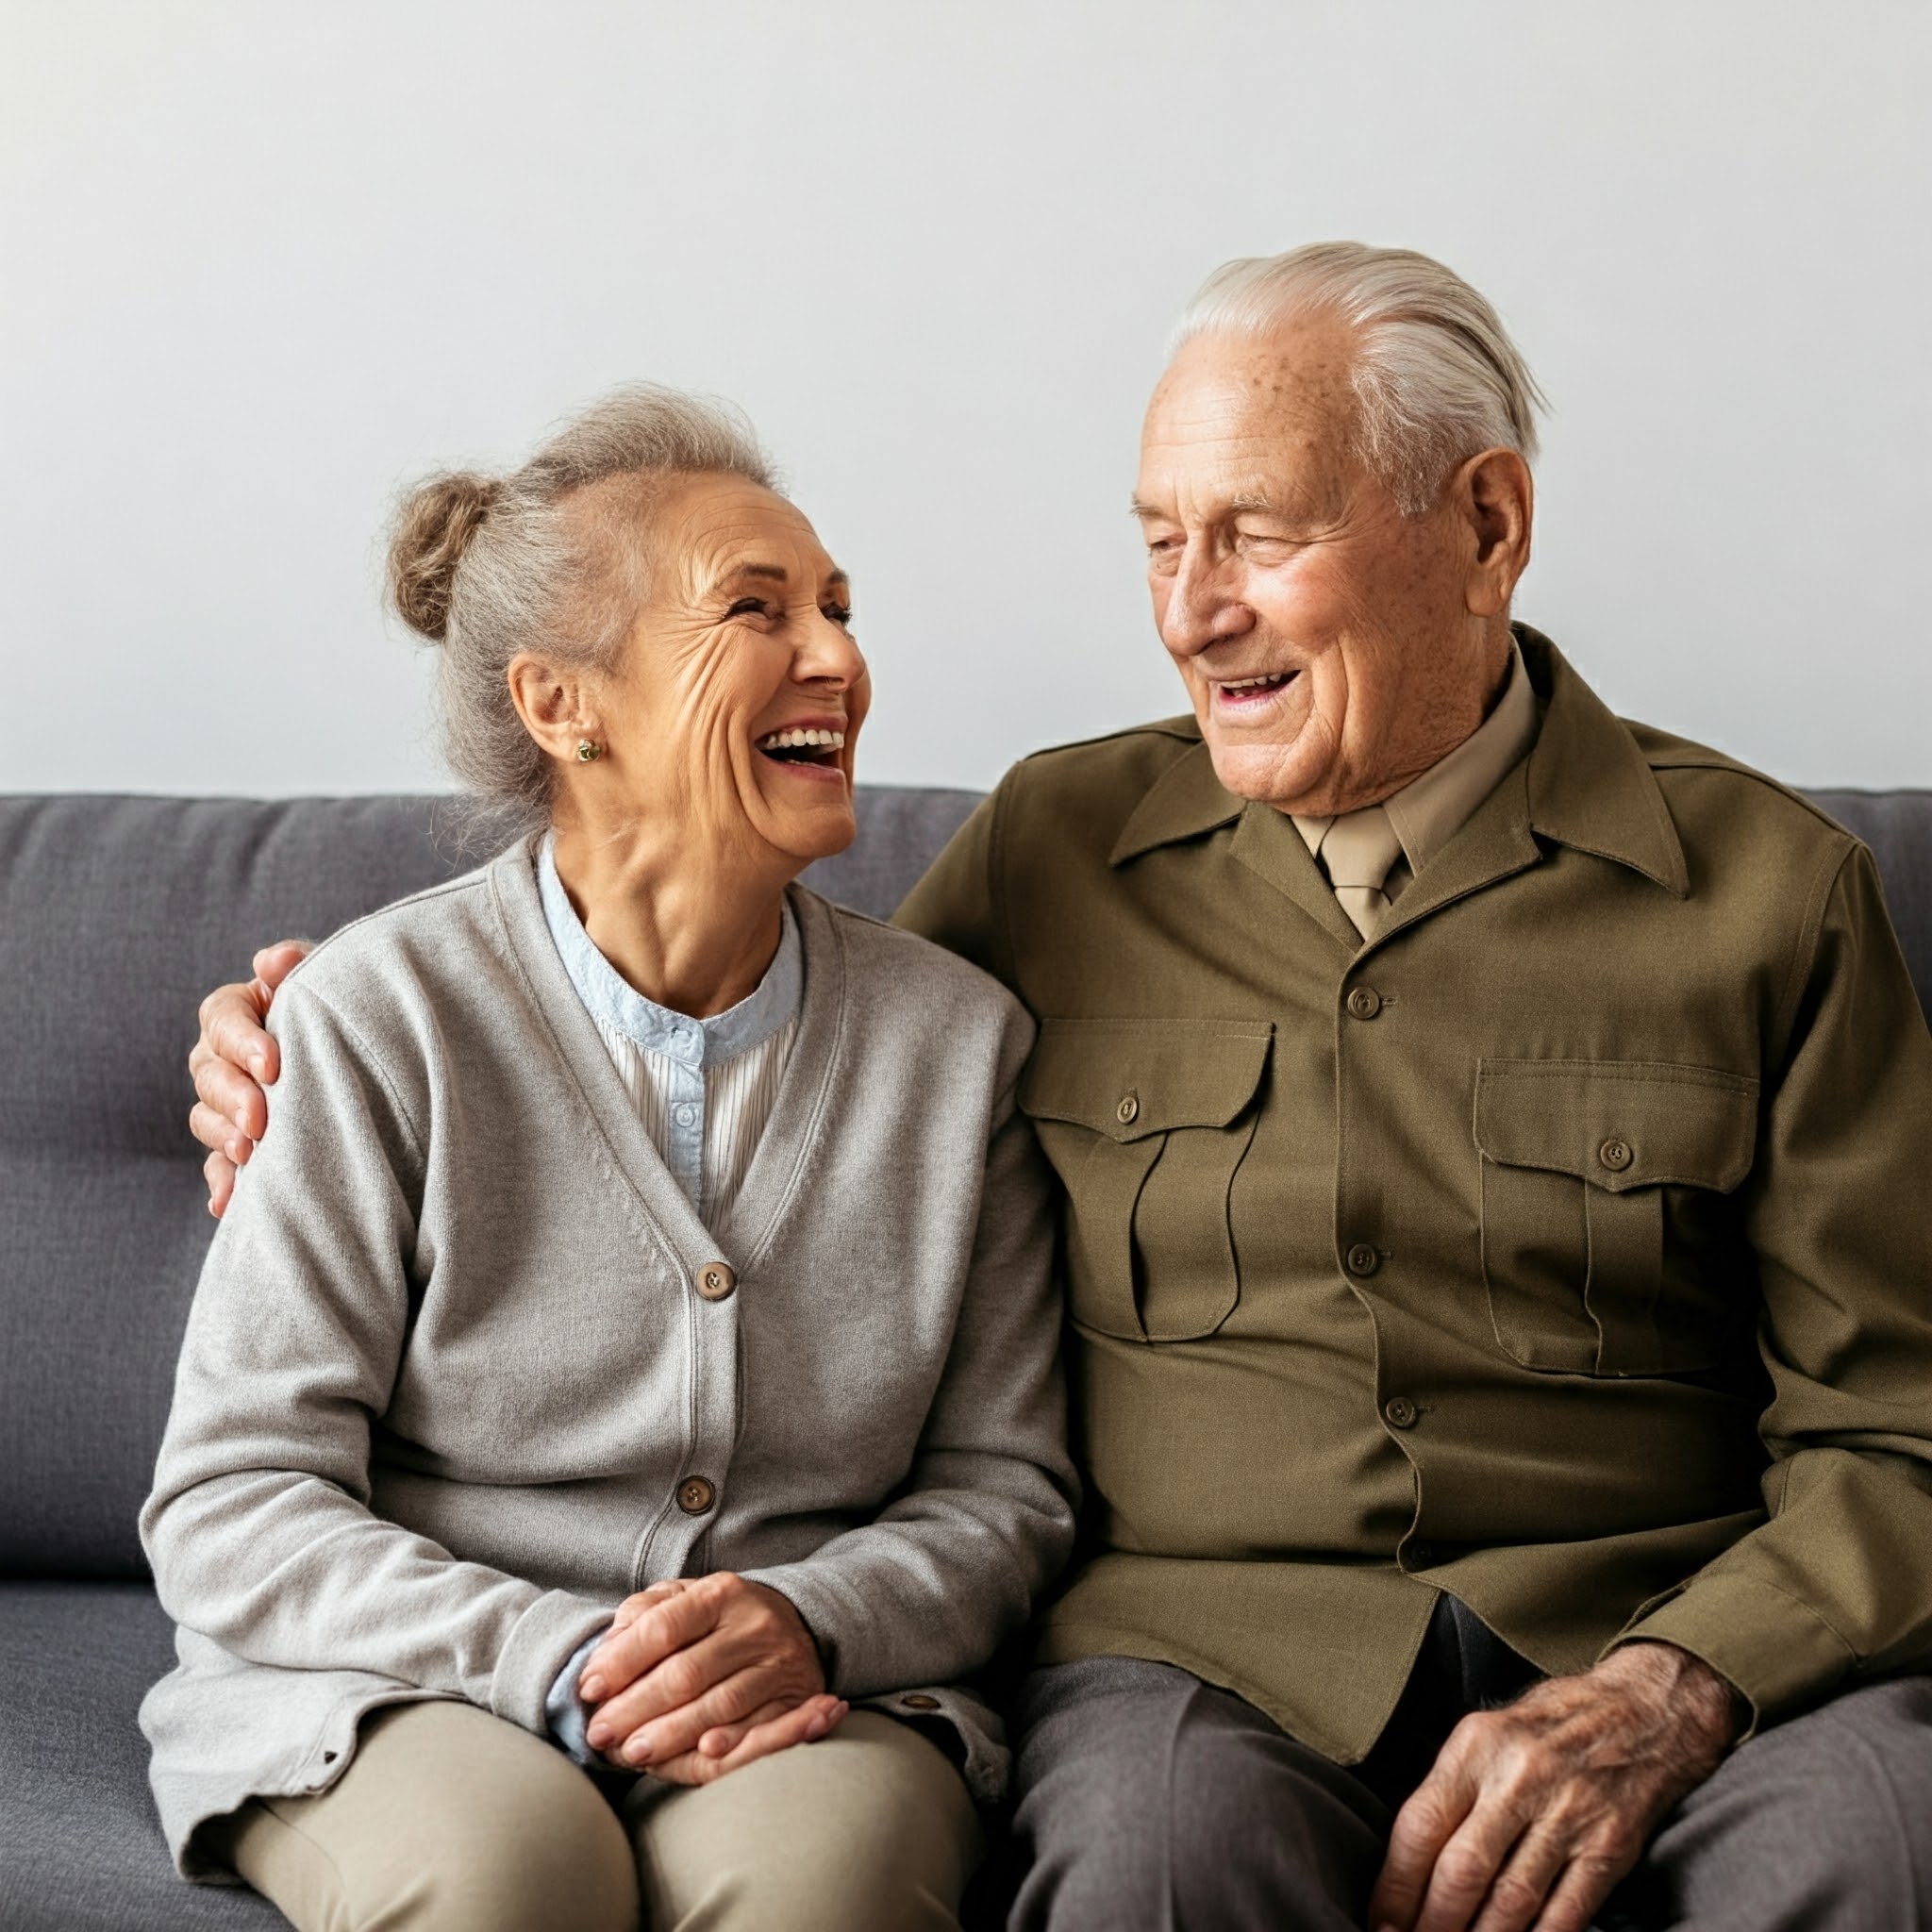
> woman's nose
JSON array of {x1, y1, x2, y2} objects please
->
[{"x1": 795, "y1": 609, "x2": 866, "y2": 688}]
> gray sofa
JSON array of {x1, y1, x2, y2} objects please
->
[{"x1": 2, "y1": 782, "x2": 1928, "y2": 1929}]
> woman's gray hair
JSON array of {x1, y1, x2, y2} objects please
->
[
  {"x1": 1169, "y1": 242, "x2": 1546, "y2": 514},
  {"x1": 388, "y1": 383, "x2": 775, "y2": 812}
]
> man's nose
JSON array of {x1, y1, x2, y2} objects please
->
[{"x1": 1162, "y1": 544, "x2": 1252, "y2": 657}]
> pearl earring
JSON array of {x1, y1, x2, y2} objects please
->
[{"x1": 575, "y1": 739, "x2": 603, "y2": 764}]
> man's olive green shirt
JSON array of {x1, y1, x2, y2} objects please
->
[{"x1": 895, "y1": 630, "x2": 1932, "y2": 1766}]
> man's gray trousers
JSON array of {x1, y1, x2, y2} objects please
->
[{"x1": 1002, "y1": 1609, "x2": 1932, "y2": 1930}]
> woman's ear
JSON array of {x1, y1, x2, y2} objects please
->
[{"x1": 507, "y1": 655, "x2": 597, "y2": 764}]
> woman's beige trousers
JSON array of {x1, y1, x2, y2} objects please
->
[{"x1": 202, "y1": 1701, "x2": 983, "y2": 1932}]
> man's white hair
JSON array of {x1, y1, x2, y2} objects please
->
[{"x1": 1169, "y1": 242, "x2": 1547, "y2": 515}]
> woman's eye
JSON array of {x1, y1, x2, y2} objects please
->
[
  {"x1": 725, "y1": 596, "x2": 768, "y2": 619},
  {"x1": 824, "y1": 604, "x2": 854, "y2": 627}
]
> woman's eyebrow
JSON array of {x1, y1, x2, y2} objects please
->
[{"x1": 711, "y1": 562, "x2": 791, "y2": 594}]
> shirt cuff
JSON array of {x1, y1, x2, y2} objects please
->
[{"x1": 544, "y1": 1625, "x2": 613, "y2": 1766}]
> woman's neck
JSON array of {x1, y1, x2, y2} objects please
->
[{"x1": 548, "y1": 815, "x2": 786, "y2": 1021}]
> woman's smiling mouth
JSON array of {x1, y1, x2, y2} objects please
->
[{"x1": 757, "y1": 726, "x2": 847, "y2": 770}]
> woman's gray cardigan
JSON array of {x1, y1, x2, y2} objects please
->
[{"x1": 140, "y1": 841, "x2": 1078, "y2": 1875}]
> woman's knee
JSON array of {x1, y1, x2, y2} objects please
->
[
  {"x1": 223, "y1": 1701, "x2": 640, "y2": 1932},
  {"x1": 637, "y1": 1711, "x2": 981, "y2": 1932}
]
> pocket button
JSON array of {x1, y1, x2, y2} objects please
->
[
  {"x1": 1116, "y1": 1093, "x2": 1140, "y2": 1125},
  {"x1": 1345, "y1": 1242, "x2": 1381, "y2": 1277},
  {"x1": 1598, "y1": 1137, "x2": 1633, "y2": 1172}
]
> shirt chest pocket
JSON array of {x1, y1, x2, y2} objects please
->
[
  {"x1": 1474, "y1": 1058, "x2": 1760, "y2": 1376},
  {"x1": 1020, "y1": 1019, "x2": 1273, "y2": 1342}
]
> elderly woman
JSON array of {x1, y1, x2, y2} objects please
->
[{"x1": 143, "y1": 387, "x2": 1077, "y2": 1932}]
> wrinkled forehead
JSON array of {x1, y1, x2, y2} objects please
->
[
  {"x1": 570, "y1": 471, "x2": 839, "y2": 598},
  {"x1": 1138, "y1": 320, "x2": 1363, "y2": 514}
]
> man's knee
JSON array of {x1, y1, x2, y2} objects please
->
[
  {"x1": 1641, "y1": 1677, "x2": 1932, "y2": 1928},
  {"x1": 1006, "y1": 1657, "x2": 1383, "y2": 1931}
]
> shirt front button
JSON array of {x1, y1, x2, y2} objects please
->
[
  {"x1": 1407, "y1": 1541, "x2": 1437, "y2": 1568},
  {"x1": 674, "y1": 1102, "x2": 699, "y2": 1128},
  {"x1": 696, "y1": 1261, "x2": 737, "y2": 1303},
  {"x1": 1345, "y1": 1242, "x2": 1381, "y2": 1277},
  {"x1": 1384, "y1": 1396, "x2": 1419, "y2": 1429},
  {"x1": 676, "y1": 1477, "x2": 716, "y2": 1515},
  {"x1": 1346, "y1": 986, "x2": 1383, "y2": 1021},
  {"x1": 1599, "y1": 1137, "x2": 1633, "y2": 1172},
  {"x1": 1116, "y1": 1093, "x2": 1140, "y2": 1126}
]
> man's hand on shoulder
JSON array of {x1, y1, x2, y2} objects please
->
[
  {"x1": 188, "y1": 941, "x2": 310, "y2": 1215},
  {"x1": 1369, "y1": 1641, "x2": 1741, "y2": 1932}
]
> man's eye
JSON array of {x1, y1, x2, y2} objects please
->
[{"x1": 824, "y1": 604, "x2": 854, "y2": 627}]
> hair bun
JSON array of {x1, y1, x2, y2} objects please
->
[{"x1": 388, "y1": 471, "x2": 502, "y2": 641}]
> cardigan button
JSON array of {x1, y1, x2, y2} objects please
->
[
  {"x1": 676, "y1": 1477, "x2": 716, "y2": 1515},
  {"x1": 899, "y1": 1692, "x2": 942, "y2": 1712},
  {"x1": 697, "y1": 1261, "x2": 737, "y2": 1302}
]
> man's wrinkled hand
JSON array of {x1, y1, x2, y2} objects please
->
[
  {"x1": 579, "y1": 1573, "x2": 839, "y2": 1776},
  {"x1": 188, "y1": 941, "x2": 309, "y2": 1215},
  {"x1": 1369, "y1": 1641, "x2": 1740, "y2": 1932}
]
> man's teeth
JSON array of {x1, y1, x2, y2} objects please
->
[
  {"x1": 1221, "y1": 674, "x2": 1290, "y2": 691},
  {"x1": 758, "y1": 728, "x2": 846, "y2": 750}
]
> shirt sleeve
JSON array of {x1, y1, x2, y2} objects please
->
[
  {"x1": 544, "y1": 1626, "x2": 614, "y2": 1766},
  {"x1": 140, "y1": 978, "x2": 618, "y2": 1737},
  {"x1": 1615, "y1": 841, "x2": 1932, "y2": 1728}
]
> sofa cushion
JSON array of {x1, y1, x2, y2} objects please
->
[{"x1": 0, "y1": 1580, "x2": 279, "y2": 1927}]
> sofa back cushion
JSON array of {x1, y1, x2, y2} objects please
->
[{"x1": 0, "y1": 784, "x2": 1925, "y2": 1579}]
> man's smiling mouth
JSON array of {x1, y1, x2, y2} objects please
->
[{"x1": 1214, "y1": 672, "x2": 1297, "y2": 704}]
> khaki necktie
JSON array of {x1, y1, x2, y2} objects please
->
[{"x1": 1318, "y1": 805, "x2": 1405, "y2": 939}]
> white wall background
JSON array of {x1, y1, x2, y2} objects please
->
[{"x1": 3, "y1": 1, "x2": 1927, "y2": 797}]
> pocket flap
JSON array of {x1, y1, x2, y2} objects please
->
[
  {"x1": 1474, "y1": 1058, "x2": 1759, "y2": 1193},
  {"x1": 1021, "y1": 1019, "x2": 1274, "y2": 1142}
]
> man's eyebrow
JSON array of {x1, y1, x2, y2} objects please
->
[{"x1": 1128, "y1": 498, "x2": 1164, "y2": 520}]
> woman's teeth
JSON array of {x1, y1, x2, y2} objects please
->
[{"x1": 758, "y1": 728, "x2": 846, "y2": 751}]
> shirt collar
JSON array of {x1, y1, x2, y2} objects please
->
[
  {"x1": 535, "y1": 833, "x2": 803, "y2": 1070},
  {"x1": 1291, "y1": 637, "x2": 1540, "y2": 874},
  {"x1": 1108, "y1": 628, "x2": 1688, "y2": 898}
]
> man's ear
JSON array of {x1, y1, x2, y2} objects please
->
[
  {"x1": 507, "y1": 655, "x2": 596, "y2": 764},
  {"x1": 1456, "y1": 447, "x2": 1535, "y2": 619}
]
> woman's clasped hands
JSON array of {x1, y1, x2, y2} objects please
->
[{"x1": 577, "y1": 1574, "x2": 847, "y2": 1785}]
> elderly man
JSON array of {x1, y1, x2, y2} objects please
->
[{"x1": 193, "y1": 244, "x2": 1932, "y2": 1931}]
